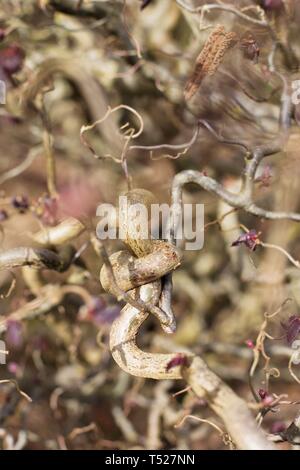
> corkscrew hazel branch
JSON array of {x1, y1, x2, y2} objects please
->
[
  {"x1": 30, "y1": 217, "x2": 85, "y2": 246},
  {"x1": 0, "y1": 215, "x2": 86, "y2": 272},
  {"x1": 171, "y1": 169, "x2": 300, "y2": 223},
  {"x1": 170, "y1": 74, "x2": 295, "y2": 222},
  {"x1": 0, "y1": 217, "x2": 88, "y2": 331},
  {"x1": 94, "y1": 235, "x2": 178, "y2": 333},
  {"x1": 0, "y1": 246, "x2": 74, "y2": 272},
  {"x1": 108, "y1": 281, "x2": 275, "y2": 449},
  {"x1": 101, "y1": 189, "x2": 276, "y2": 449}
]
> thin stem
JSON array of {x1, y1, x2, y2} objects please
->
[
  {"x1": 43, "y1": 129, "x2": 57, "y2": 198},
  {"x1": 176, "y1": 0, "x2": 269, "y2": 27},
  {"x1": 0, "y1": 147, "x2": 40, "y2": 186},
  {"x1": 260, "y1": 242, "x2": 300, "y2": 269},
  {"x1": 129, "y1": 124, "x2": 200, "y2": 153}
]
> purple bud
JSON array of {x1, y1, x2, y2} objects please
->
[
  {"x1": 11, "y1": 195, "x2": 29, "y2": 213},
  {"x1": 0, "y1": 44, "x2": 25, "y2": 76},
  {"x1": 166, "y1": 354, "x2": 188, "y2": 372},
  {"x1": 263, "y1": 395, "x2": 274, "y2": 406},
  {"x1": 258, "y1": 388, "x2": 268, "y2": 399},
  {"x1": 231, "y1": 229, "x2": 260, "y2": 251},
  {"x1": 245, "y1": 339, "x2": 255, "y2": 349},
  {"x1": 7, "y1": 361, "x2": 20, "y2": 375}
]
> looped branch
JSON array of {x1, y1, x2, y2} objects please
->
[{"x1": 99, "y1": 188, "x2": 276, "y2": 450}]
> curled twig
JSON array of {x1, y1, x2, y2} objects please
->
[
  {"x1": 30, "y1": 217, "x2": 85, "y2": 246},
  {"x1": 175, "y1": 414, "x2": 235, "y2": 449},
  {"x1": 80, "y1": 104, "x2": 144, "y2": 162},
  {"x1": 0, "y1": 247, "x2": 72, "y2": 272},
  {"x1": 102, "y1": 187, "x2": 275, "y2": 449},
  {"x1": 0, "y1": 380, "x2": 32, "y2": 403}
]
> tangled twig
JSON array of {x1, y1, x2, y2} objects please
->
[{"x1": 99, "y1": 187, "x2": 276, "y2": 449}]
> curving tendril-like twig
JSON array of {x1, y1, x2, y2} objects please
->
[{"x1": 99, "y1": 188, "x2": 276, "y2": 450}]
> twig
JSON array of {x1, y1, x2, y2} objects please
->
[
  {"x1": 68, "y1": 422, "x2": 98, "y2": 441},
  {"x1": 112, "y1": 406, "x2": 139, "y2": 444},
  {"x1": 176, "y1": 0, "x2": 269, "y2": 27},
  {"x1": 92, "y1": 234, "x2": 177, "y2": 333},
  {"x1": 281, "y1": 410, "x2": 300, "y2": 444},
  {"x1": 80, "y1": 104, "x2": 144, "y2": 162},
  {"x1": 0, "y1": 284, "x2": 64, "y2": 334},
  {"x1": 0, "y1": 147, "x2": 40, "y2": 186},
  {"x1": 30, "y1": 217, "x2": 85, "y2": 246},
  {"x1": 260, "y1": 242, "x2": 300, "y2": 269},
  {"x1": 0, "y1": 380, "x2": 32, "y2": 403},
  {"x1": 175, "y1": 414, "x2": 235, "y2": 449},
  {"x1": 170, "y1": 169, "x2": 300, "y2": 223},
  {"x1": 129, "y1": 123, "x2": 200, "y2": 154},
  {"x1": 0, "y1": 247, "x2": 73, "y2": 272}
]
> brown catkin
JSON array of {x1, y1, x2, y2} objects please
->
[{"x1": 184, "y1": 26, "x2": 237, "y2": 101}]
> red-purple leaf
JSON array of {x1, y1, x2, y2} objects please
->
[{"x1": 281, "y1": 315, "x2": 300, "y2": 346}]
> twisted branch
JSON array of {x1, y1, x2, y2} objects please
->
[{"x1": 99, "y1": 188, "x2": 276, "y2": 450}]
